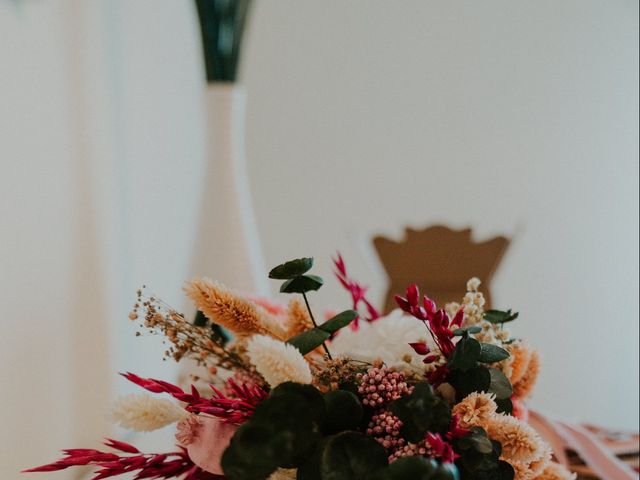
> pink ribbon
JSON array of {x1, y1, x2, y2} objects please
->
[{"x1": 529, "y1": 410, "x2": 638, "y2": 480}]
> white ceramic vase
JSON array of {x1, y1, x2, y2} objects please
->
[{"x1": 190, "y1": 83, "x2": 269, "y2": 296}]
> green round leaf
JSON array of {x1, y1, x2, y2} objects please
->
[
  {"x1": 431, "y1": 463, "x2": 460, "y2": 480},
  {"x1": 287, "y1": 328, "x2": 331, "y2": 355},
  {"x1": 270, "y1": 382, "x2": 326, "y2": 427},
  {"x1": 447, "y1": 336, "x2": 481, "y2": 372},
  {"x1": 221, "y1": 423, "x2": 280, "y2": 480},
  {"x1": 448, "y1": 366, "x2": 492, "y2": 401},
  {"x1": 478, "y1": 343, "x2": 510, "y2": 364},
  {"x1": 280, "y1": 274, "x2": 324, "y2": 294},
  {"x1": 319, "y1": 432, "x2": 388, "y2": 480},
  {"x1": 390, "y1": 382, "x2": 451, "y2": 443},
  {"x1": 323, "y1": 390, "x2": 363, "y2": 434},
  {"x1": 269, "y1": 257, "x2": 314, "y2": 279},
  {"x1": 452, "y1": 326, "x2": 482, "y2": 336},
  {"x1": 488, "y1": 368, "x2": 513, "y2": 399},
  {"x1": 495, "y1": 397, "x2": 513, "y2": 415},
  {"x1": 319, "y1": 310, "x2": 358, "y2": 334},
  {"x1": 483, "y1": 309, "x2": 519, "y2": 324},
  {"x1": 371, "y1": 456, "x2": 439, "y2": 479}
]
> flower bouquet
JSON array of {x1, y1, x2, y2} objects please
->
[{"x1": 24, "y1": 256, "x2": 576, "y2": 480}]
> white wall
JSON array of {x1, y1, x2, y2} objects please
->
[
  {"x1": 1, "y1": 0, "x2": 637, "y2": 477},
  {"x1": 242, "y1": 0, "x2": 639, "y2": 430}
]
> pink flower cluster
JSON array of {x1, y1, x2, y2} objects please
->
[{"x1": 356, "y1": 366, "x2": 411, "y2": 407}]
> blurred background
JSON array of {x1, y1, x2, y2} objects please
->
[{"x1": 1, "y1": 0, "x2": 638, "y2": 478}]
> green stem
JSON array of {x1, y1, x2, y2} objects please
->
[{"x1": 301, "y1": 291, "x2": 332, "y2": 360}]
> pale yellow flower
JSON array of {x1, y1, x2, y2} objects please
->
[
  {"x1": 533, "y1": 462, "x2": 576, "y2": 480},
  {"x1": 453, "y1": 392, "x2": 498, "y2": 428},
  {"x1": 486, "y1": 414, "x2": 545, "y2": 465},
  {"x1": 246, "y1": 334, "x2": 312, "y2": 387},
  {"x1": 110, "y1": 394, "x2": 187, "y2": 432}
]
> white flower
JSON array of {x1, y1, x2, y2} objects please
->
[
  {"x1": 110, "y1": 394, "x2": 187, "y2": 432},
  {"x1": 330, "y1": 309, "x2": 435, "y2": 370},
  {"x1": 466, "y1": 277, "x2": 482, "y2": 292},
  {"x1": 246, "y1": 334, "x2": 312, "y2": 387}
]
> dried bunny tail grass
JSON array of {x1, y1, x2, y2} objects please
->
[
  {"x1": 512, "y1": 349, "x2": 540, "y2": 399},
  {"x1": 486, "y1": 414, "x2": 546, "y2": 465},
  {"x1": 533, "y1": 462, "x2": 576, "y2": 480},
  {"x1": 184, "y1": 278, "x2": 282, "y2": 339},
  {"x1": 285, "y1": 299, "x2": 314, "y2": 338},
  {"x1": 508, "y1": 341, "x2": 533, "y2": 385},
  {"x1": 453, "y1": 392, "x2": 498, "y2": 428},
  {"x1": 110, "y1": 394, "x2": 188, "y2": 432},
  {"x1": 246, "y1": 334, "x2": 312, "y2": 387}
]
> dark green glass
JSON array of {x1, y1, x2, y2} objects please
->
[{"x1": 195, "y1": 0, "x2": 253, "y2": 83}]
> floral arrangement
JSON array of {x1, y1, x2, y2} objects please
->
[{"x1": 24, "y1": 256, "x2": 576, "y2": 480}]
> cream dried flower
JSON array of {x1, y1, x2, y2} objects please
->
[
  {"x1": 453, "y1": 392, "x2": 498, "y2": 428},
  {"x1": 268, "y1": 469, "x2": 297, "y2": 480},
  {"x1": 467, "y1": 277, "x2": 482, "y2": 292},
  {"x1": 330, "y1": 309, "x2": 435, "y2": 371},
  {"x1": 486, "y1": 414, "x2": 545, "y2": 465},
  {"x1": 533, "y1": 462, "x2": 576, "y2": 480},
  {"x1": 110, "y1": 394, "x2": 187, "y2": 432},
  {"x1": 246, "y1": 335, "x2": 312, "y2": 387}
]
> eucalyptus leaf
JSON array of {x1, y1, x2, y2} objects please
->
[
  {"x1": 287, "y1": 328, "x2": 331, "y2": 355},
  {"x1": 452, "y1": 326, "x2": 482, "y2": 336},
  {"x1": 390, "y1": 382, "x2": 451, "y2": 443},
  {"x1": 370, "y1": 456, "x2": 438, "y2": 479},
  {"x1": 319, "y1": 432, "x2": 388, "y2": 480},
  {"x1": 319, "y1": 310, "x2": 358, "y2": 334},
  {"x1": 447, "y1": 336, "x2": 481, "y2": 371},
  {"x1": 495, "y1": 397, "x2": 513, "y2": 415},
  {"x1": 280, "y1": 274, "x2": 324, "y2": 294},
  {"x1": 269, "y1": 257, "x2": 314, "y2": 279},
  {"x1": 488, "y1": 368, "x2": 513, "y2": 399},
  {"x1": 323, "y1": 390, "x2": 363, "y2": 434},
  {"x1": 448, "y1": 366, "x2": 492, "y2": 401},
  {"x1": 478, "y1": 343, "x2": 510, "y2": 363},
  {"x1": 483, "y1": 309, "x2": 519, "y2": 324}
]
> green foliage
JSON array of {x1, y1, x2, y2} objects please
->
[
  {"x1": 323, "y1": 390, "x2": 363, "y2": 434},
  {"x1": 452, "y1": 326, "x2": 482, "y2": 336},
  {"x1": 221, "y1": 380, "x2": 463, "y2": 480},
  {"x1": 371, "y1": 457, "x2": 459, "y2": 480},
  {"x1": 287, "y1": 310, "x2": 357, "y2": 355},
  {"x1": 222, "y1": 382, "x2": 397, "y2": 480},
  {"x1": 483, "y1": 309, "x2": 519, "y2": 324},
  {"x1": 447, "y1": 336, "x2": 481, "y2": 371},
  {"x1": 270, "y1": 258, "x2": 323, "y2": 294},
  {"x1": 454, "y1": 427, "x2": 514, "y2": 480},
  {"x1": 319, "y1": 310, "x2": 358, "y2": 333},
  {"x1": 287, "y1": 328, "x2": 332, "y2": 355},
  {"x1": 448, "y1": 366, "x2": 512, "y2": 401},
  {"x1": 390, "y1": 382, "x2": 451, "y2": 443},
  {"x1": 280, "y1": 275, "x2": 324, "y2": 293},
  {"x1": 478, "y1": 343, "x2": 510, "y2": 363},
  {"x1": 269, "y1": 258, "x2": 314, "y2": 279},
  {"x1": 317, "y1": 432, "x2": 389, "y2": 479}
]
